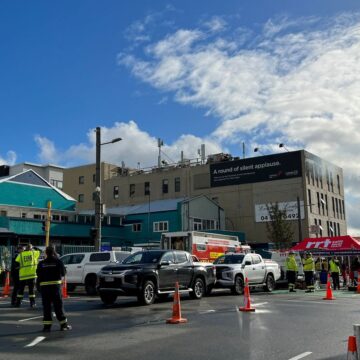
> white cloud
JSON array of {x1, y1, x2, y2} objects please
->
[
  {"x1": 34, "y1": 121, "x2": 222, "y2": 170},
  {"x1": 0, "y1": 151, "x2": 17, "y2": 166},
  {"x1": 119, "y1": 13, "x2": 360, "y2": 233}
]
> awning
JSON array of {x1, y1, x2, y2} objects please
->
[{"x1": 291, "y1": 236, "x2": 360, "y2": 254}]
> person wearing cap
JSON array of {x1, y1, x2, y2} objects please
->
[
  {"x1": 329, "y1": 256, "x2": 341, "y2": 290},
  {"x1": 285, "y1": 251, "x2": 298, "y2": 292},
  {"x1": 36, "y1": 246, "x2": 71, "y2": 332},
  {"x1": 303, "y1": 252, "x2": 315, "y2": 293},
  {"x1": 15, "y1": 243, "x2": 41, "y2": 308},
  {"x1": 10, "y1": 245, "x2": 24, "y2": 306}
]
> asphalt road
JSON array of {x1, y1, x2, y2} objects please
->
[{"x1": 0, "y1": 288, "x2": 358, "y2": 360}]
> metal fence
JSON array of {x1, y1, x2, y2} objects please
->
[{"x1": 56, "y1": 245, "x2": 96, "y2": 256}]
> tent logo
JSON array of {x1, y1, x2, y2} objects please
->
[{"x1": 305, "y1": 238, "x2": 343, "y2": 249}]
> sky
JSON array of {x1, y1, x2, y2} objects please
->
[{"x1": 1, "y1": 0, "x2": 360, "y2": 233}]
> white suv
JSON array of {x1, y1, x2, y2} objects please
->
[{"x1": 60, "y1": 251, "x2": 130, "y2": 295}]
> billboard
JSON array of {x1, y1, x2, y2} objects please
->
[
  {"x1": 255, "y1": 201, "x2": 305, "y2": 223},
  {"x1": 210, "y1": 151, "x2": 302, "y2": 187}
]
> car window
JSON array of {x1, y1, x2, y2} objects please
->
[
  {"x1": 251, "y1": 255, "x2": 261, "y2": 264},
  {"x1": 69, "y1": 254, "x2": 85, "y2": 264},
  {"x1": 175, "y1": 251, "x2": 188, "y2": 264},
  {"x1": 61, "y1": 255, "x2": 71, "y2": 265},
  {"x1": 89, "y1": 253, "x2": 110, "y2": 262},
  {"x1": 114, "y1": 252, "x2": 130, "y2": 263},
  {"x1": 122, "y1": 251, "x2": 164, "y2": 264},
  {"x1": 214, "y1": 254, "x2": 244, "y2": 264},
  {"x1": 161, "y1": 252, "x2": 175, "y2": 264}
]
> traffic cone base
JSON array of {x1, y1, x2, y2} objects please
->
[
  {"x1": 166, "y1": 282, "x2": 187, "y2": 324},
  {"x1": 347, "y1": 336, "x2": 357, "y2": 360},
  {"x1": 239, "y1": 278, "x2": 255, "y2": 312},
  {"x1": 1, "y1": 272, "x2": 10, "y2": 298}
]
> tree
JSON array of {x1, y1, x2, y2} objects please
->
[{"x1": 265, "y1": 202, "x2": 295, "y2": 250}]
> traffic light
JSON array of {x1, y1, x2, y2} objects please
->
[{"x1": 90, "y1": 228, "x2": 98, "y2": 240}]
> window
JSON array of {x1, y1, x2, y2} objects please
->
[
  {"x1": 335, "y1": 198, "x2": 339, "y2": 218},
  {"x1": 61, "y1": 216, "x2": 69, "y2": 222},
  {"x1": 161, "y1": 252, "x2": 175, "y2": 264},
  {"x1": 315, "y1": 166, "x2": 319, "y2": 187},
  {"x1": 174, "y1": 177, "x2": 180, "y2": 192},
  {"x1": 320, "y1": 193, "x2": 325, "y2": 215},
  {"x1": 50, "y1": 179, "x2": 63, "y2": 189},
  {"x1": 21, "y1": 213, "x2": 27, "y2": 218},
  {"x1": 337, "y1": 174, "x2": 341, "y2": 194},
  {"x1": 316, "y1": 192, "x2": 320, "y2": 213},
  {"x1": 308, "y1": 190, "x2": 312, "y2": 212},
  {"x1": 33, "y1": 214, "x2": 45, "y2": 220},
  {"x1": 342, "y1": 200, "x2": 345, "y2": 219},
  {"x1": 0, "y1": 210, "x2": 7, "y2": 217},
  {"x1": 89, "y1": 253, "x2": 111, "y2": 262},
  {"x1": 132, "y1": 223, "x2": 142, "y2": 232},
  {"x1": 153, "y1": 221, "x2": 169, "y2": 232},
  {"x1": 202, "y1": 219, "x2": 217, "y2": 230},
  {"x1": 113, "y1": 186, "x2": 119, "y2": 199},
  {"x1": 332, "y1": 197, "x2": 335, "y2": 217},
  {"x1": 129, "y1": 184, "x2": 135, "y2": 197},
  {"x1": 175, "y1": 252, "x2": 189, "y2": 264},
  {"x1": 79, "y1": 176, "x2": 85, "y2": 184},
  {"x1": 337, "y1": 222, "x2": 340, "y2": 236},
  {"x1": 319, "y1": 219, "x2": 323, "y2": 236},
  {"x1": 144, "y1": 182, "x2": 150, "y2": 196},
  {"x1": 330, "y1": 171, "x2": 334, "y2": 192},
  {"x1": 52, "y1": 214, "x2": 60, "y2": 221},
  {"x1": 193, "y1": 218, "x2": 202, "y2": 231},
  {"x1": 61, "y1": 254, "x2": 84, "y2": 265},
  {"x1": 162, "y1": 179, "x2": 168, "y2": 194},
  {"x1": 339, "y1": 200, "x2": 342, "y2": 219},
  {"x1": 251, "y1": 255, "x2": 261, "y2": 264},
  {"x1": 196, "y1": 244, "x2": 206, "y2": 252},
  {"x1": 78, "y1": 194, "x2": 84, "y2": 203},
  {"x1": 325, "y1": 194, "x2": 328, "y2": 216}
]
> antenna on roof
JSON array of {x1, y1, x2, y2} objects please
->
[{"x1": 158, "y1": 138, "x2": 164, "y2": 168}]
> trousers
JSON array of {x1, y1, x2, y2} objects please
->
[
  {"x1": 41, "y1": 285, "x2": 67, "y2": 328},
  {"x1": 17, "y1": 279, "x2": 36, "y2": 305}
]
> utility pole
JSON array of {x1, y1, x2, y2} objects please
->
[
  {"x1": 297, "y1": 196, "x2": 303, "y2": 243},
  {"x1": 45, "y1": 201, "x2": 52, "y2": 247},
  {"x1": 94, "y1": 127, "x2": 102, "y2": 252}
]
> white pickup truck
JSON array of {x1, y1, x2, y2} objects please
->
[
  {"x1": 213, "y1": 252, "x2": 281, "y2": 294},
  {"x1": 60, "y1": 251, "x2": 130, "y2": 295}
]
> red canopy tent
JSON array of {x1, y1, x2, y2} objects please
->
[{"x1": 291, "y1": 235, "x2": 360, "y2": 255}]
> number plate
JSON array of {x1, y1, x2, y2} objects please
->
[{"x1": 105, "y1": 277, "x2": 114, "y2": 282}]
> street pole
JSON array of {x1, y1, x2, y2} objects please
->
[
  {"x1": 95, "y1": 127, "x2": 102, "y2": 252},
  {"x1": 297, "y1": 196, "x2": 303, "y2": 243},
  {"x1": 45, "y1": 201, "x2": 52, "y2": 247}
]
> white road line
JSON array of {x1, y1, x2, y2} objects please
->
[
  {"x1": 18, "y1": 316, "x2": 43, "y2": 322},
  {"x1": 288, "y1": 351, "x2": 312, "y2": 360},
  {"x1": 25, "y1": 336, "x2": 45, "y2": 348},
  {"x1": 252, "y1": 302, "x2": 268, "y2": 307},
  {"x1": 199, "y1": 309, "x2": 216, "y2": 314}
]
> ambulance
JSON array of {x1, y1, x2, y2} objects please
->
[{"x1": 160, "y1": 231, "x2": 250, "y2": 262}]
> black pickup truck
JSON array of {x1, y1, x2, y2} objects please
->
[{"x1": 97, "y1": 250, "x2": 216, "y2": 305}]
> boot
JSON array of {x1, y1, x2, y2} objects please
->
[
  {"x1": 60, "y1": 323, "x2": 72, "y2": 331},
  {"x1": 42, "y1": 326, "x2": 51, "y2": 333}
]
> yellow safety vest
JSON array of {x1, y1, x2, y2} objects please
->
[
  {"x1": 286, "y1": 255, "x2": 298, "y2": 271},
  {"x1": 16, "y1": 250, "x2": 40, "y2": 281},
  {"x1": 303, "y1": 257, "x2": 315, "y2": 272},
  {"x1": 329, "y1": 260, "x2": 340, "y2": 273}
]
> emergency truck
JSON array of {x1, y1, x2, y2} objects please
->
[{"x1": 160, "y1": 231, "x2": 250, "y2": 263}]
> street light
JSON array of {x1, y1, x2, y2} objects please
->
[{"x1": 94, "y1": 127, "x2": 122, "y2": 252}]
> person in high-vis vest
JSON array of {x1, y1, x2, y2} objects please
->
[
  {"x1": 36, "y1": 246, "x2": 71, "y2": 332},
  {"x1": 303, "y1": 252, "x2": 315, "y2": 293},
  {"x1": 286, "y1": 251, "x2": 298, "y2": 292},
  {"x1": 329, "y1": 256, "x2": 341, "y2": 290},
  {"x1": 15, "y1": 244, "x2": 41, "y2": 308}
]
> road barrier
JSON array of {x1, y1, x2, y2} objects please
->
[
  {"x1": 323, "y1": 274, "x2": 335, "y2": 300},
  {"x1": 166, "y1": 282, "x2": 187, "y2": 324},
  {"x1": 62, "y1": 277, "x2": 69, "y2": 299},
  {"x1": 347, "y1": 336, "x2": 357, "y2": 360},
  {"x1": 239, "y1": 277, "x2": 255, "y2": 312}
]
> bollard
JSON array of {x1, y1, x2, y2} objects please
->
[{"x1": 353, "y1": 324, "x2": 360, "y2": 360}]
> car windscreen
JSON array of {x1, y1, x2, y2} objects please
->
[
  {"x1": 214, "y1": 254, "x2": 244, "y2": 264},
  {"x1": 122, "y1": 251, "x2": 164, "y2": 264}
]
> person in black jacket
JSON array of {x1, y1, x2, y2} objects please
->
[
  {"x1": 36, "y1": 246, "x2": 71, "y2": 332},
  {"x1": 10, "y1": 245, "x2": 24, "y2": 306}
]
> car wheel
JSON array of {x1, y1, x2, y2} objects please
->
[
  {"x1": 85, "y1": 275, "x2": 97, "y2": 296},
  {"x1": 100, "y1": 292, "x2": 117, "y2": 305},
  {"x1": 190, "y1": 277, "x2": 205, "y2": 299},
  {"x1": 264, "y1": 274, "x2": 275, "y2": 292},
  {"x1": 138, "y1": 280, "x2": 156, "y2": 305},
  {"x1": 231, "y1": 275, "x2": 244, "y2": 295}
]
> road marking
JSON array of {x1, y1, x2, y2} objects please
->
[
  {"x1": 252, "y1": 302, "x2": 268, "y2": 307},
  {"x1": 199, "y1": 309, "x2": 216, "y2": 314},
  {"x1": 25, "y1": 336, "x2": 45, "y2": 347},
  {"x1": 288, "y1": 351, "x2": 312, "y2": 360},
  {"x1": 19, "y1": 316, "x2": 43, "y2": 322}
]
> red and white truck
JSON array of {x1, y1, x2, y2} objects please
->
[{"x1": 160, "y1": 231, "x2": 250, "y2": 263}]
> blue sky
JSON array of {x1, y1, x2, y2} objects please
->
[{"x1": 1, "y1": 1, "x2": 360, "y2": 231}]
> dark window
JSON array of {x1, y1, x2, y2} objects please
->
[
  {"x1": 214, "y1": 254, "x2": 244, "y2": 264},
  {"x1": 320, "y1": 194, "x2": 325, "y2": 215},
  {"x1": 144, "y1": 182, "x2": 150, "y2": 196},
  {"x1": 162, "y1": 179, "x2": 168, "y2": 194},
  {"x1": 132, "y1": 223, "x2": 142, "y2": 232},
  {"x1": 342, "y1": 200, "x2": 345, "y2": 219},
  {"x1": 325, "y1": 194, "x2": 328, "y2": 216},
  {"x1": 78, "y1": 194, "x2": 84, "y2": 203},
  {"x1": 332, "y1": 197, "x2": 335, "y2": 217},
  {"x1": 52, "y1": 215, "x2": 60, "y2": 221},
  {"x1": 89, "y1": 253, "x2": 110, "y2": 262},
  {"x1": 175, "y1": 252, "x2": 188, "y2": 264},
  {"x1": 337, "y1": 222, "x2": 340, "y2": 235},
  {"x1": 161, "y1": 252, "x2": 175, "y2": 264},
  {"x1": 130, "y1": 184, "x2": 135, "y2": 197},
  {"x1": 123, "y1": 251, "x2": 164, "y2": 264},
  {"x1": 79, "y1": 176, "x2": 85, "y2": 184},
  {"x1": 335, "y1": 198, "x2": 339, "y2": 218},
  {"x1": 113, "y1": 186, "x2": 119, "y2": 199},
  {"x1": 319, "y1": 219, "x2": 322, "y2": 236},
  {"x1": 196, "y1": 244, "x2": 206, "y2": 252},
  {"x1": 337, "y1": 174, "x2": 340, "y2": 194},
  {"x1": 175, "y1": 177, "x2": 180, "y2": 192},
  {"x1": 308, "y1": 189, "x2": 312, "y2": 212},
  {"x1": 316, "y1": 192, "x2": 320, "y2": 213}
]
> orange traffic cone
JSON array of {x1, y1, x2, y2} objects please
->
[
  {"x1": 62, "y1": 277, "x2": 69, "y2": 299},
  {"x1": 239, "y1": 278, "x2": 255, "y2": 312},
  {"x1": 1, "y1": 272, "x2": 10, "y2": 297},
  {"x1": 356, "y1": 275, "x2": 360, "y2": 294},
  {"x1": 166, "y1": 282, "x2": 187, "y2": 324},
  {"x1": 323, "y1": 274, "x2": 335, "y2": 300},
  {"x1": 347, "y1": 336, "x2": 357, "y2": 360}
]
